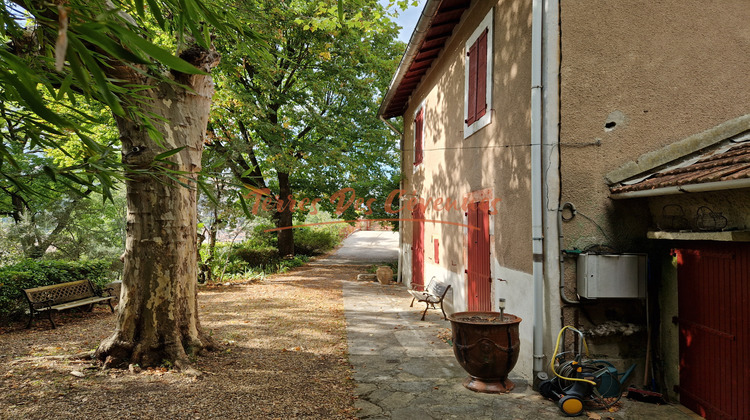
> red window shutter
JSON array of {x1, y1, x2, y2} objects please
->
[
  {"x1": 414, "y1": 108, "x2": 424, "y2": 165},
  {"x1": 475, "y1": 28, "x2": 488, "y2": 120},
  {"x1": 434, "y1": 238, "x2": 439, "y2": 264},
  {"x1": 466, "y1": 41, "x2": 478, "y2": 125}
]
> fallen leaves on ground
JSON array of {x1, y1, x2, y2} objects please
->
[
  {"x1": 436, "y1": 327, "x2": 452, "y2": 345},
  {"x1": 0, "y1": 264, "x2": 367, "y2": 419}
]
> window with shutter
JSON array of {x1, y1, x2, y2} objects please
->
[
  {"x1": 475, "y1": 29, "x2": 488, "y2": 120},
  {"x1": 414, "y1": 107, "x2": 424, "y2": 166},
  {"x1": 464, "y1": 9, "x2": 493, "y2": 138},
  {"x1": 466, "y1": 42, "x2": 478, "y2": 125}
]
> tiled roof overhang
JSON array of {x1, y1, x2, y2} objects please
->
[
  {"x1": 610, "y1": 140, "x2": 750, "y2": 198},
  {"x1": 378, "y1": 0, "x2": 471, "y2": 119}
]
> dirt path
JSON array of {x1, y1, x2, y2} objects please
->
[{"x1": 0, "y1": 264, "x2": 369, "y2": 419}]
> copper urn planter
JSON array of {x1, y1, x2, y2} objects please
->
[{"x1": 448, "y1": 311, "x2": 522, "y2": 393}]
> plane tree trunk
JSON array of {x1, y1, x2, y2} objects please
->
[{"x1": 96, "y1": 48, "x2": 219, "y2": 369}]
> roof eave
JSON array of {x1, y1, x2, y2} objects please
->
[
  {"x1": 610, "y1": 177, "x2": 750, "y2": 200},
  {"x1": 605, "y1": 114, "x2": 750, "y2": 185},
  {"x1": 377, "y1": 0, "x2": 444, "y2": 120}
]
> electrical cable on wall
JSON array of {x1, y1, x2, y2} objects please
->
[
  {"x1": 402, "y1": 140, "x2": 602, "y2": 153},
  {"x1": 559, "y1": 202, "x2": 615, "y2": 245}
]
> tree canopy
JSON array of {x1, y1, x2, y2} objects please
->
[
  {"x1": 208, "y1": 0, "x2": 403, "y2": 255},
  {"x1": 1, "y1": 0, "x2": 407, "y2": 369},
  {"x1": 0, "y1": 0, "x2": 236, "y2": 199}
]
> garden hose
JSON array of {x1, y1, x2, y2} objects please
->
[{"x1": 551, "y1": 326, "x2": 597, "y2": 386}]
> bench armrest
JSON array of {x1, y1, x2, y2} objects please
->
[
  {"x1": 100, "y1": 287, "x2": 115, "y2": 297},
  {"x1": 40, "y1": 298, "x2": 54, "y2": 311}
]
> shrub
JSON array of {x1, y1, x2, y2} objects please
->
[
  {"x1": 248, "y1": 223, "x2": 277, "y2": 248},
  {"x1": 218, "y1": 238, "x2": 317, "y2": 277},
  {"x1": 0, "y1": 259, "x2": 112, "y2": 321},
  {"x1": 277, "y1": 255, "x2": 309, "y2": 272},
  {"x1": 228, "y1": 245, "x2": 279, "y2": 268},
  {"x1": 294, "y1": 228, "x2": 340, "y2": 256},
  {"x1": 200, "y1": 221, "x2": 344, "y2": 281}
]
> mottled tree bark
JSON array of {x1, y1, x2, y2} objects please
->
[{"x1": 96, "y1": 49, "x2": 219, "y2": 369}]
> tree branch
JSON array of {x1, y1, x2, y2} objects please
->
[{"x1": 209, "y1": 123, "x2": 267, "y2": 190}]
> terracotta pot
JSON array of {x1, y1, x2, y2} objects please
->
[
  {"x1": 376, "y1": 266, "x2": 393, "y2": 284},
  {"x1": 448, "y1": 311, "x2": 522, "y2": 393}
]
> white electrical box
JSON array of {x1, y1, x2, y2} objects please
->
[{"x1": 576, "y1": 253, "x2": 647, "y2": 299}]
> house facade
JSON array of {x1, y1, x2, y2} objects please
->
[
  {"x1": 379, "y1": 1, "x2": 750, "y2": 419},
  {"x1": 382, "y1": 0, "x2": 538, "y2": 378}
]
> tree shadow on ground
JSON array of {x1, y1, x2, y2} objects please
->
[{"x1": 0, "y1": 267, "x2": 361, "y2": 419}]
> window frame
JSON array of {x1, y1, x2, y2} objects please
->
[{"x1": 464, "y1": 9, "x2": 494, "y2": 139}]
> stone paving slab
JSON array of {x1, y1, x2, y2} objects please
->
[{"x1": 343, "y1": 280, "x2": 700, "y2": 420}]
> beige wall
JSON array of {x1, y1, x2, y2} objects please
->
[
  {"x1": 560, "y1": 0, "x2": 750, "y2": 394},
  {"x1": 560, "y1": 0, "x2": 750, "y2": 248},
  {"x1": 649, "y1": 192, "x2": 750, "y2": 232},
  {"x1": 399, "y1": 0, "x2": 535, "y2": 378}
]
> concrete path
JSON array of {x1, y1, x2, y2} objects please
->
[
  {"x1": 342, "y1": 281, "x2": 699, "y2": 420},
  {"x1": 311, "y1": 231, "x2": 399, "y2": 266}
]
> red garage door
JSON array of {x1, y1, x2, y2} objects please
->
[{"x1": 675, "y1": 243, "x2": 750, "y2": 420}]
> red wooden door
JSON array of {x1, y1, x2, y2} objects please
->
[
  {"x1": 411, "y1": 204, "x2": 424, "y2": 288},
  {"x1": 467, "y1": 202, "x2": 491, "y2": 311},
  {"x1": 675, "y1": 243, "x2": 750, "y2": 420}
]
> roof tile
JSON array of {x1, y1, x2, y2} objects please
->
[{"x1": 611, "y1": 142, "x2": 750, "y2": 193}]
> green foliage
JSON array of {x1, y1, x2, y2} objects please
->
[
  {"x1": 0, "y1": 259, "x2": 112, "y2": 320},
  {"x1": 212, "y1": 242, "x2": 309, "y2": 280},
  {"x1": 249, "y1": 223, "x2": 278, "y2": 247},
  {"x1": 228, "y1": 245, "x2": 279, "y2": 268},
  {"x1": 0, "y1": 225, "x2": 25, "y2": 266},
  {"x1": 0, "y1": 174, "x2": 126, "y2": 262},
  {"x1": 294, "y1": 227, "x2": 340, "y2": 255},
  {"x1": 201, "y1": 220, "x2": 343, "y2": 280},
  {"x1": 1, "y1": 0, "x2": 241, "y2": 201},
  {"x1": 207, "y1": 0, "x2": 404, "y2": 250}
]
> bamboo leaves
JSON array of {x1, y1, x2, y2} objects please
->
[{"x1": 1, "y1": 0, "x2": 240, "y2": 200}]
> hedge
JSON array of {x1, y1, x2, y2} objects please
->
[
  {"x1": 294, "y1": 228, "x2": 340, "y2": 256},
  {"x1": 228, "y1": 245, "x2": 279, "y2": 268},
  {"x1": 0, "y1": 259, "x2": 111, "y2": 321}
]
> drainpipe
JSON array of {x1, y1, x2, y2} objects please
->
[
  {"x1": 542, "y1": 0, "x2": 565, "y2": 374},
  {"x1": 531, "y1": 0, "x2": 545, "y2": 379},
  {"x1": 379, "y1": 115, "x2": 403, "y2": 137}
]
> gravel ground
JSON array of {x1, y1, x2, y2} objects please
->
[{"x1": 0, "y1": 264, "x2": 368, "y2": 419}]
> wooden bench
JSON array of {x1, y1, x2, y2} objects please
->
[
  {"x1": 23, "y1": 280, "x2": 116, "y2": 329},
  {"x1": 408, "y1": 278, "x2": 451, "y2": 321}
]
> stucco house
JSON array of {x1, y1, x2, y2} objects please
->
[{"x1": 377, "y1": 1, "x2": 749, "y2": 418}]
